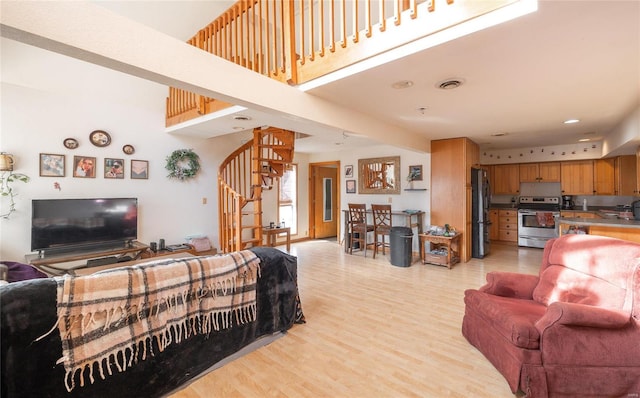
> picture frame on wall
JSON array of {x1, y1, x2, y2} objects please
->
[
  {"x1": 104, "y1": 158, "x2": 124, "y2": 179},
  {"x1": 73, "y1": 156, "x2": 97, "y2": 178},
  {"x1": 409, "y1": 165, "x2": 423, "y2": 181},
  {"x1": 131, "y1": 159, "x2": 149, "y2": 179},
  {"x1": 346, "y1": 179, "x2": 356, "y2": 194},
  {"x1": 345, "y1": 164, "x2": 353, "y2": 178},
  {"x1": 39, "y1": 153, "x2": 65, "y2": 177}
]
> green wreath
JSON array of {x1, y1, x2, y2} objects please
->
[{"x1": 166, "y1": 149, "x2": 201, "y2": 180}]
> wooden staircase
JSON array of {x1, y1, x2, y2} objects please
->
[{"x1": 218, "y1": 127, "x2": 295, "y2": 253}]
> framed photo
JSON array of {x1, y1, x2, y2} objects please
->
[
  {"x1": 131, "y1": 159, "x2": 149, "y2": 179},
  {"x1": 73, "y1": 156, "x2": 96, "y2": 178},
  {"x1": 409, "y1": 165, "x2": 423, "y2": 181},
  {"x1": 104, "y1": 158, "x2": 124, "y2": 179},
  {"x1": 345, "y1": 164, "x2": 353, "y2": 178},
  {"x1": 346, "y1": 179, "x2": 356, "y2": 194},
  {"x1": 39, "y1": 153, "x2": 65, "y2": 177}
]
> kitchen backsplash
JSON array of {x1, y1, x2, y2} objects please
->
[{"x1": 492, "y1": 182, "x2": 636, "y2": 208}]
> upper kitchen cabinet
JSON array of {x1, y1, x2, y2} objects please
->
[
  {"x1": 616, "y1": 155, "x2": 638, "y2": 196},
  {"x1": 519, "y1": 162, "x2": 560, "y2": 183},
  {"x1": 593, "y1": 158, "x2": 616, "y2": 195},
  {"x1": 493, "y1": 164, "x2": 520, "y2": 195},
  {"x1": 638, "y1": 146, "x2": 640, "y2": 195},
  {"x1": 561, "y1": 160, "x2": 594, "y2": 195}
]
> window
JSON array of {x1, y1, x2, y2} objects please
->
[{"x1": 278, "y1": 164, "x2": 297, "y2": 235}]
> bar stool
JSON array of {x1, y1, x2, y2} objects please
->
[
  {"x1": 347, "y1": 203, "x2": 374, "y2": 256},
  {"x1": 371, "y1": 204, "x2": 392, "y2": 258}
]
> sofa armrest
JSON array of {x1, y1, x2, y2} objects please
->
[
  {"x1": 536, "y1": 301, "x2": 631, "y2": 331},
  {"x1": 479, "y1": 272, "x2": 538, "y2": 299}
]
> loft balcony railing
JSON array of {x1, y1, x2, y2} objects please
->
[{"x1": 166, "y1": 0, "x2": 521, "y2": 126}]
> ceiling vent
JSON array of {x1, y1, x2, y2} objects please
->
[
  {"x1": 233, "y1": 115, "x2": 251, "y2": 121},
  {"x1": 436, "y1": 78, "x2": 464, "y2": 90}
]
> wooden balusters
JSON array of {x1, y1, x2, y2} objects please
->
[{"x1": 166, "y1": 0, "x2": 485, "y2": 126}]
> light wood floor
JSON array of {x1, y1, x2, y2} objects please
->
[{"x1": 170, "y1": 240, "x2": 543, "y2": 398}]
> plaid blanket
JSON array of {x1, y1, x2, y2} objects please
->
[{"x1": 52, "y1": 251, "x2": 260, "y2": 392}]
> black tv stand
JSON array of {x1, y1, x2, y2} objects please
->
[{"x1": 27, "y1": 241, "x2": 149, "y2": 276}]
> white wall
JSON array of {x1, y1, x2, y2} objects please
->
[
  {"x1": 309, "y1": 145, "x2": 431, "y2": 250},
  {"x1": 0, "y1": 38, "x2": 243, "y2": 260},
  {"x1": 0, "y1": 80, "x2": 242, "y2": 261}
]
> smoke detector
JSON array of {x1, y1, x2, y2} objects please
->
[{"x1": 436, "y1": 78, "x2": 464, "y2": 90}]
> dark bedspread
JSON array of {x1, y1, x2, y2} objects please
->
[{"x1": 1, "y1": 247, "x2": 304, "y2": 398}]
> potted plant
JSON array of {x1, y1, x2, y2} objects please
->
[{"x1": 1, "y1": 171, "x2": 30, "y2": 219}]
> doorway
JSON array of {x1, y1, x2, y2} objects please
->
[{"x1": 309, "y1": 161, "x2": 340, "y2": 240}]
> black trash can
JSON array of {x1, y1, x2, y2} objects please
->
[{"x1": 390, "y1": 226, "x2": 413, "y2": 267}]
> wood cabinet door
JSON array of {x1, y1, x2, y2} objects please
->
[
  {"x1": 538, "y1": 162, "x2": 561, "y2": 182},
  {"x1": 616, "y1": 155, "x2": 637, "y2": 196},
  {"x1": 489, "y1": 210, "x2": 499, "y2": 241},
  {"x1": 561, "y1": 160, "x2": 594, "y2": 195},
  {"x1": 593, "y1": 158, "x2": 615, "y2": 195},
  {"x1": 637, "y1": 146, "x2": 640, "y2": 196},
  {"x1": 519, "y1": 163, "x2": 539, "y2": 182},
  {"x1": 493, "y1": 164, "x2": 520, "y2": 194}
]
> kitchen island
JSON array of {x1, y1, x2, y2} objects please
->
[{"x1": 559, "y1": 217, "x2": 640, "y2": 244}]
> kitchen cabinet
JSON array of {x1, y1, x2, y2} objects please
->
[
  {"x1": 593, "y1": 158, "x2": 616, "y2": 195},
  {"x1": 637, "y1": 146, "x2": 640, "y2": 195},
  {"x1": 486, "y1": 165, "x2": 496, "y2": 195},
  {"x1": 616, "y1": 155, "x2": 637, "y2": 196},
  {"x1": 498, "y1": 209, "x2": 518, "y2": 242},
  {"x1": 561, "y1": 160, "x2": 594, "y2": 195},
  {"x1": 519, "y1": 162, "x2": 560, "y2": 183},
  {"x1": 493, "y1": 164, "x2": 520, "y2": 195},
  {"x1": 561, "y1": 211, "x2": 599, "y2": 219},
  {"x1": 489, "y1": 209, "x2": 500, "y2": 241},
  {"x1": 431, "y1": 138, "x2": 479, "y2": 262}
]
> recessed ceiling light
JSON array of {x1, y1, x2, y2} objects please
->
[
  {"x1": 392, "y1": 80, "x2": 414, "y2": 89},
  {"x1": 578, "y1": 138, "x2": 591, "y2": 142},
  {"x1": 436, "y1": 78, "x2": 464, "y2": 90},
  {"x1": 233, "y1": 115, "x2": 251, "y2": 121},
  {"x1": 563, "y1": 119, "x2": 580, "y2": 124}
]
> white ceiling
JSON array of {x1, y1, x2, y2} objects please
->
[{"x1": 91, "y1": 1, "x2": 640, "y2": 154}]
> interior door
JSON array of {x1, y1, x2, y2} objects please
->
[{"x1": 313, "y1": 166, "x2": 338, "y2": 238}]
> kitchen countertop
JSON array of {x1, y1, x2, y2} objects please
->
[
  {"x1": 490, "y1": 204, "x2": 518, "y2": 210},
  {"x1": 559, "y1": 217, "x2": 640, "y2": 229}
]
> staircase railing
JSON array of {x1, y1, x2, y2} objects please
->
[
  {"x1": 168, "y1": 0, "x2": 522, "y2": 126},
  {"x1": 218, "y1": 127, "x2": 295, "y2": 253}
]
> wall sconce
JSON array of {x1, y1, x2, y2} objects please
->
[{"x1": 0, "y1": 153, "x2": 14, "y2": 171}]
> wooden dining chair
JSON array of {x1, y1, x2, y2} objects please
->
[
  {"x1": 347, "y1": 203, "x2": 374, "y2": 256},
  {"x1": 371, "y1": 204, "x2": 392, "y2": 258}
]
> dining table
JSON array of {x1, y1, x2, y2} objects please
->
[{"x1": 342, "y1": 209, "x2": 425, "y2": 253}]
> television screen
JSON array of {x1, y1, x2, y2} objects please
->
[{"x1": 31, "y1": 198, "x2": 138, "y2": 252}]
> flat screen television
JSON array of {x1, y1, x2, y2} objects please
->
[{"x1": 31, "y1": 198, "x2": 138, "y2": 254}]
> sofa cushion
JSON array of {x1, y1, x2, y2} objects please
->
[
  {"x1": 533, "y1": 264, "x2": 627, "y2": 309},
  {"x1": 464, "y1": 290, "x2": 547, "y2": 349}
]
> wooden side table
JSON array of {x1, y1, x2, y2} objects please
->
[
  {"x1": 419, "y1": 232, "x2": 461, "y2": 269},
  {"x1": 262, "y1": 227, "x2": 291, "y2": 252}
]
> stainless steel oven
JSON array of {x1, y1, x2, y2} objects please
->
[{"x1": 518, "y1": 197, "x2": 560, "y2": 248}]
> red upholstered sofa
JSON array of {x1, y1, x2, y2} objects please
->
[{"x1": 462, "y1": 234, "x2": 640, "y2": 397}]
